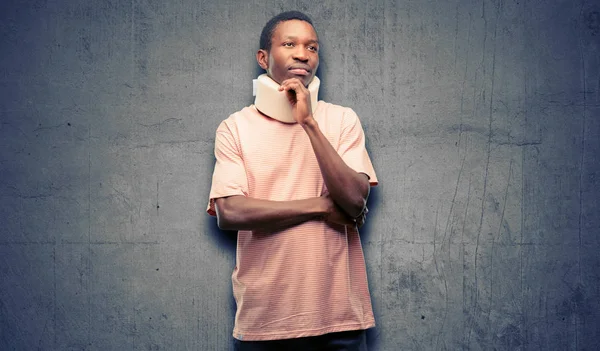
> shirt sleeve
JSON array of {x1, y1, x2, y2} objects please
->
[
  {"x1": 338, "y1": 108, "x2": 378, "y2": 186},
  {"x1": 206, "y1": 120, "x2": 249, "y2": 216}
]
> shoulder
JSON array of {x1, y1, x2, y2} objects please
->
[
  {"x1": 217, "y1": 105, "x2": 262, "y2": 133},
  {"x1": 316, "y1": 101, "x2": 360, "y2": 125},
  {"x1": 222, "y1": 105, "x2": 260, "y2": 124}
]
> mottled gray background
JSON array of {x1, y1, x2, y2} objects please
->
[{"x1": 1, "y1": 0, "x2": 599, "y2": 350}]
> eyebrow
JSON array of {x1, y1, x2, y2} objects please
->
[{"x1": 282, "y1": 36, "x2": 319, "y2": 45}]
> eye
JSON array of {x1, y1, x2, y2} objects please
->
[
  {"x1": 308, "y1": 45, "x2": 318, "y2": 52},
  {"x1": 283, "y1": 42, "x2": 294, "y2": 47}
]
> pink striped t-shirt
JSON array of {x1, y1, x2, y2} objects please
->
[{"x1": 207, "y1": 100, "x2": 378, "y2": 341}]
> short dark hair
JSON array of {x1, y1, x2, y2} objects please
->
[{"x1": 259, "y1": 11, "x2": 315, "y2": 51}]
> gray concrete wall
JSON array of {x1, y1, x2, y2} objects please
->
[{"x1": 1, "y1": 0, "x2": 599, "y2": 350}]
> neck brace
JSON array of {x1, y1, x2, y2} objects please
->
[{"x1": 253, "y1": 74, "x2": 320, "y2": 123}]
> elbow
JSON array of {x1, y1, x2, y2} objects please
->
[
  {"x1": 217, "y1": 208, "x2": 239, "y2": 231},
  {"x1": 348, "y1": 181, "x2": 370, "y2": 218},
  {"x1": 217, "y1": 214, "x2": 233, "y2": 231},
  {"x1": 342, "y1": 189, "x2": 368, "y2": 219},
  {"x1": 215, "y1": 198, "x2": 238, "y2": 230},
  {"x1": 347, "y1": 197, "x2": 367, "y2": 219}
]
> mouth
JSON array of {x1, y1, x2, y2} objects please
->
[{"x1": 288, "y1": 66, "x2": 311, "y2": 76}]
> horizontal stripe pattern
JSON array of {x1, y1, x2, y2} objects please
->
[{"x1": 207, "y1": 101, "x2": 378, "y2": 341}]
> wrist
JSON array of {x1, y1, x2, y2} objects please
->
[
  {"x1": 301, "y1": 115, "x2": 318, "y2": 129},
  {"x1": 313, "y1": 196, "x2": 330, "y2": 219}
]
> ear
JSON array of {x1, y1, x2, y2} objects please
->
[{"x1": 256, "y1": 49, "x2": 269, "y2": 70}]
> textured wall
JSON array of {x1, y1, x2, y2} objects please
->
[{"x1": 1, "y1": 0, "x2": 599, "y2": 350}]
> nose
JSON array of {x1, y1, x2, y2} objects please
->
[{"x1": 292, "y1": 46, "x2": 309, "y2": 61}]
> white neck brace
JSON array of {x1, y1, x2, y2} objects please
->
[{"x1": 253, "y1": 74, "x2": 320, "y2": 124}]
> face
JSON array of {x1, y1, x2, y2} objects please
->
[{"x1": 257, "y1": 19, "x2": 319, "y2": 87}]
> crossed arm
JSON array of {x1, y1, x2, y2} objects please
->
[
  {"x1": 215, "y1": 134, "x2": 370, "y2": 232},
  {"x1": 215, "y1": 192, "x2": 363, "y2": 232}
]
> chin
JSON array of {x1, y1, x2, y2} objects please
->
[{"x1": 300, "y1": 76, "x2": 314, "y2": 86}]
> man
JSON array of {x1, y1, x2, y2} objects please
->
[{"x1": 207, "y1": 11, "x2": 378, "y2": 351}]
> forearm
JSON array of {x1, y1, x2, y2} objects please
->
[
  {"x1": 214, "y1": 195, "x2": 328, "y2": 232},
  {"x1": 301, "y1": 118, "x2": 370, "y2": 218}
]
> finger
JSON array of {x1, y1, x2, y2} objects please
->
[
  {"x1": 280, "y1": 85, "x2": 300, "y2": 103},
  {"x1": 279, "y1": 79, "x2": 296, "y2": 90},
  {"x1": 359, "y1": 208, "x2": 368, "y2": 226},
  {"x1": 358, "y1": 213, "x2": 366, "y2": 227},
  {"x1": 280, "y1": 77, "x2": 304, "y2": 87},
  {"x1": 280, "y1": 79, "x2": 308, "y2": 94},
  {"x1": 279, "y1": 82, "x2": 296, "y2": 91},
  {"x1": 349, "y1": 214, "x2": 360, "y2": 226},
  {"x1": 280, "y1": 84, "x2": 303, "y2": 96}
]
